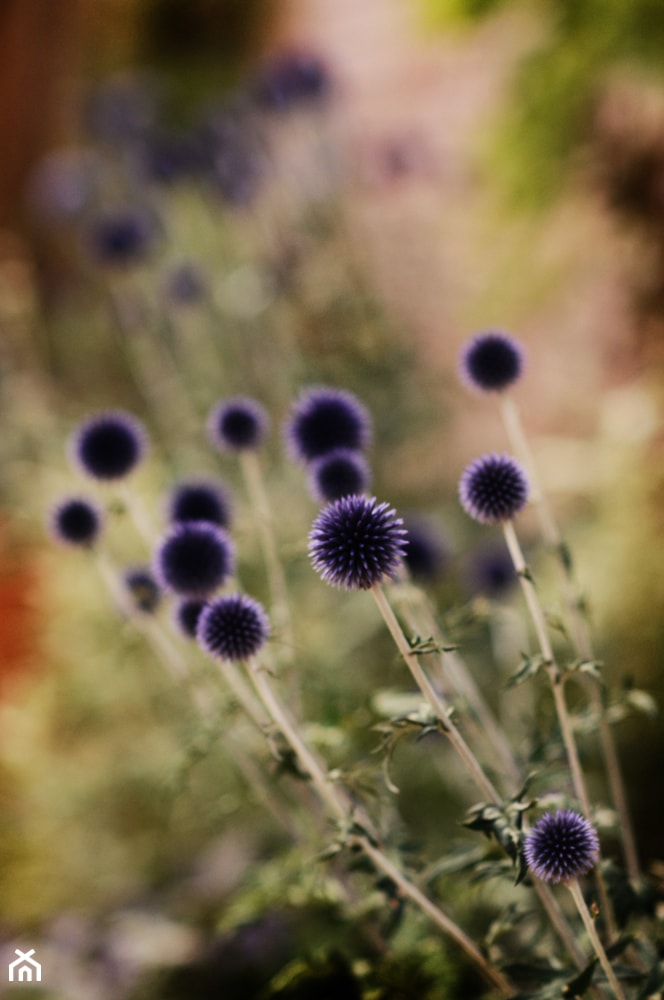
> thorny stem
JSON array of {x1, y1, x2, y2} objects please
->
[
  {"x1": 499, "y1": 394, "x2": 640, "y2": 884},
  {"x1": 244, "y1": 656, "x2": 513, "y2": 995},
  {"x1": 567, "y1": 879, "x2": 626, "y2": 1000},
  {"x1": 501, "y1": 519, "x2": 617, "y2": 941},
  {"x1": 371, "y1": 583, "x2": 504, "y2": 806}
]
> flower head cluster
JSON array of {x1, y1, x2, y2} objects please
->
[
  {"x1": 459, "y1": 454, "x2": 529, "y2": 525},
  {"x1": 524, "y1": 810, "x2": 600, "y2": 884},
  {"x1": 285, "y1": 386, "x2": 371, "y2": 465},
  {"x1": 70, "y1": 410, "x2": 147, "y2": 481},
  {"x1": 49, "y1": 496, "x2": 104, "y2": 548},
  {"x1": 207, "y1": 396, "x2": 269, "y2": 453},
  {"x1": 166, "y1": 478, "x2": 232, "y2": 529},
  {"x1": 459, "y1": 331, "x2": 525, "y2": 393},
  {"x1": 154, "y1": 521, "x2": 235, "y2": 597},
  {"x1": 309, "y1": 495, "x2": 407, "y2": 590},
  {"x1": 197, "y1": 593, "x2": 270, "y2": 662}
]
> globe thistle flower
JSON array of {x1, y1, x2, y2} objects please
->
[
  {"x1": 207, "y1": 396, "x2": 269, "y2": 453},
  {"x1": 49, "y1": 496, "x2": 103, "y2": 548},
  {"x1": 466, "y1": 543, "x2": 517, "y2": 598},
  {"x1": 70, "y1": 410, "x2": 147, "y2": 482},
  {"x1": 402, "y1": 517, "x2": 449, "y2": 584},
  {"x1": 197, "y1": 593, "x2": 270, "y2": 662},
  {"x1": 173, "y1": 597, "x2": 208, "y2": 640},
  {"x1": 252, "y1": 50, "x2": 331, "y2": 113},
  {"x1": 459, "y1": 454, "x2": 529, "y2": 525},
  {"x1": 308, "y1": 495, "x2": 407, "y2": 590},
  {"x1": 524, "y1": 810, "x2": 600, "y2": 884},
  {"x1": 123, "y1": 566, "x2": 162, "y2": 614},
  {"x1": 154, "y1": 521, "x2": 235, "y2": 597},
  {"x1": 308, "y1": 448, "x2": 371, "y2": 503},
  {"x1": 166, "y1": 478, "x2": 232, "y2": 529},
  {"x1": 88, "y1": 208, "x2": 155, "y2": 267},
  {"x1": 285, "y1": 387, "x2": 372, "y2": 464},
  {"x1": 459, "y1": 331, "x2": 525, "y2": 393}
]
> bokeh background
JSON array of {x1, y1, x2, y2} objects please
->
[{"x1": 1, "y1": 1, "x2": 663, "y2": 997}]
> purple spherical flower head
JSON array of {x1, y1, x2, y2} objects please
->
[
  {"x1": 285, "y1": 386, "x2": 372, "y2": 464},
  {"x1": 459, "y1": 453, "x2": 529, "y2": 525},
  {"x1": 207, "y1": 396, "x2": 269, "y2": 453},
  {"x1": 309, "y1": 495, "x2": 407, "y2": 590},
  {"x1": 49, "y1": 495, "x2": 103, "y2": 548},
  {"x1": 154, "y1": 521, "x2": 235, "y2": 597},
  {"x1": 123, "y1": 566, "x2": 162, "y2": 614},
  {"x1": 402, "y1": 517, "x2": 449, "y2": 584},
  {"x1": 166, "y1": 478, "x2": 233, "y2": 529},
  {"x1": 88, "y1": 208, "x2": 155, "y2": 268},
  {"x1": 308, "y1": 448, "x2": 371, "y2": 503},
  {"x1": 173, "y1": 597, "x2": 208, "y2": 640},
  {"x1": 70, "y1": 410, "x2": 147, "y2": 482},
  {"x1": 197, "y1": 593, "x2": 270, "y2": 662},
  {"x1": 524, "y1": 810, "x2": 600, "y2": 884},
  {"x1": 459, "y1": 331, "x2": 525, "y2": 393},
  {"x1": 466, "y1": 543, "x2": 516, "y2": 598}
]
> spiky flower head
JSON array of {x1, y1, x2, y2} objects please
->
[
  {"x1": 459, "y1": 454, "x2": 529, "y2": 525},
  {"x1": 459, "y1": 331, "x2": 525, "y2": 393},
  {"x1": 166, "y1": 478, "x2": 232, "y2": 529},
  {"x1": 197, "y1": 593, "x2": 270, "y2": 662},
  {"x1": 285, "y1": 386, "x2": 372, "y2": 464},
  {"x1": 524, "y1": 810, "x2": 600, "y2": 884},
  {"x1": 308, "y1": 448, "x2": 371, "y2": 503},
  {"x1": 70, "y1": 410, "x2": 147, "y2": 481},
  {"x1": 123, "y1": 567, "x2": 162, "y2": 614},
  {"x1": 154, "y1": 521, "x2": 235, "y2": 597},
  {"x1": 173, "y1": 597, "x2": 208, "y2": 640},
  {"x1": 49, "y1": 496, "x2": 103, "y2": 548},
  {"x1": 207, "y1": 396, "x2": 269, "y2": 453},
  {"x1": 308, "y1": 495, "x2": 407, "y2": 590}
]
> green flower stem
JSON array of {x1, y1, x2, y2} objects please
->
[
  {"x1": 371, "y1": 583, "x2": 504, "y2": 806},
  {"x1": 390, "y1": 578, "x2": 523, "y2": 791},
  {"x1": 116, "y1": 481, "x2": 158, "y2": 548},
  {"x1": 499, "y1": 393, "x2": 640, "y2": 883},
  {"x1": 567, "y1": 879, "x2": 626, "y2": 1000},
  {"x1": 244, "y1": 656, "x2": 513, "y2": 996},
  {"x1": 501, "y1": 519, "x2": 617, "y2": 940},
  {"x1": 374, "y1": 581, "x2": 585, "y2": 966},
  {"x1": 239, "y1": 451, "x2": 296, "y2": 675}
]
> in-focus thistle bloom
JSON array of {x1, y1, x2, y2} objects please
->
[
  {"x1": 49, "y1": 496, "x2": 103, "y2": 548},
  {"x1": 308, "y1": 448, "x2": 371, "y2": 503},
  {"x1": 285, "y1": 387, "x2": 372, "y2": 464},
  {"x1": 123, "y1": 567, "x2": 162, "y2": 614},
  {"x1": 459, "y1": 454, "x2": 529, "y2": 525},
  {"x1": 459, "y1": 331, "x2": 525, "y2": 393},
  {"x1": 70, "y1": 410, "x2": 147, "y2": 482},
  {"x1": 402, "y1": 517, "x2": 449, "y2": 584},
  {"x1": 309, "y1": 495, "x2": 407, "y2": 590},
  {"x1": 166, "y1": 479, "x2": 232, "y2": 529},
  {"x1": 524, "y1": 810, "x2": 600, "y2": 884},
  {"x1": 154, "y1": 521, "x2": 235, "y2": 597},
  {"x1": 197, "y1": 593, "x2": 270, "y2": 662},
  {"x1": 207, "y1": 396, "x2": 269, "y2": 453},
  {"x1": 173, "y1": 597, "x2": 208, "y2": 640}
]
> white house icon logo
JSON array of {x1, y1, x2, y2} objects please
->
[{"x1": 8, "y1": 949, "x2": 42, "y2": 983}]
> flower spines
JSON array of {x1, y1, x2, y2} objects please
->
[
  {"x1": 308, "y1": 495, "x2": 407, "y2": 590},
  {"x1": 524, "y1": 810, "x2": 600, "y2": 884},
  {"x1": 197, "y1": 593, "x2": 270, "y2": 662},
  {"x1": 459, "y1": 453, "x2": 529, "y2": 525}
]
